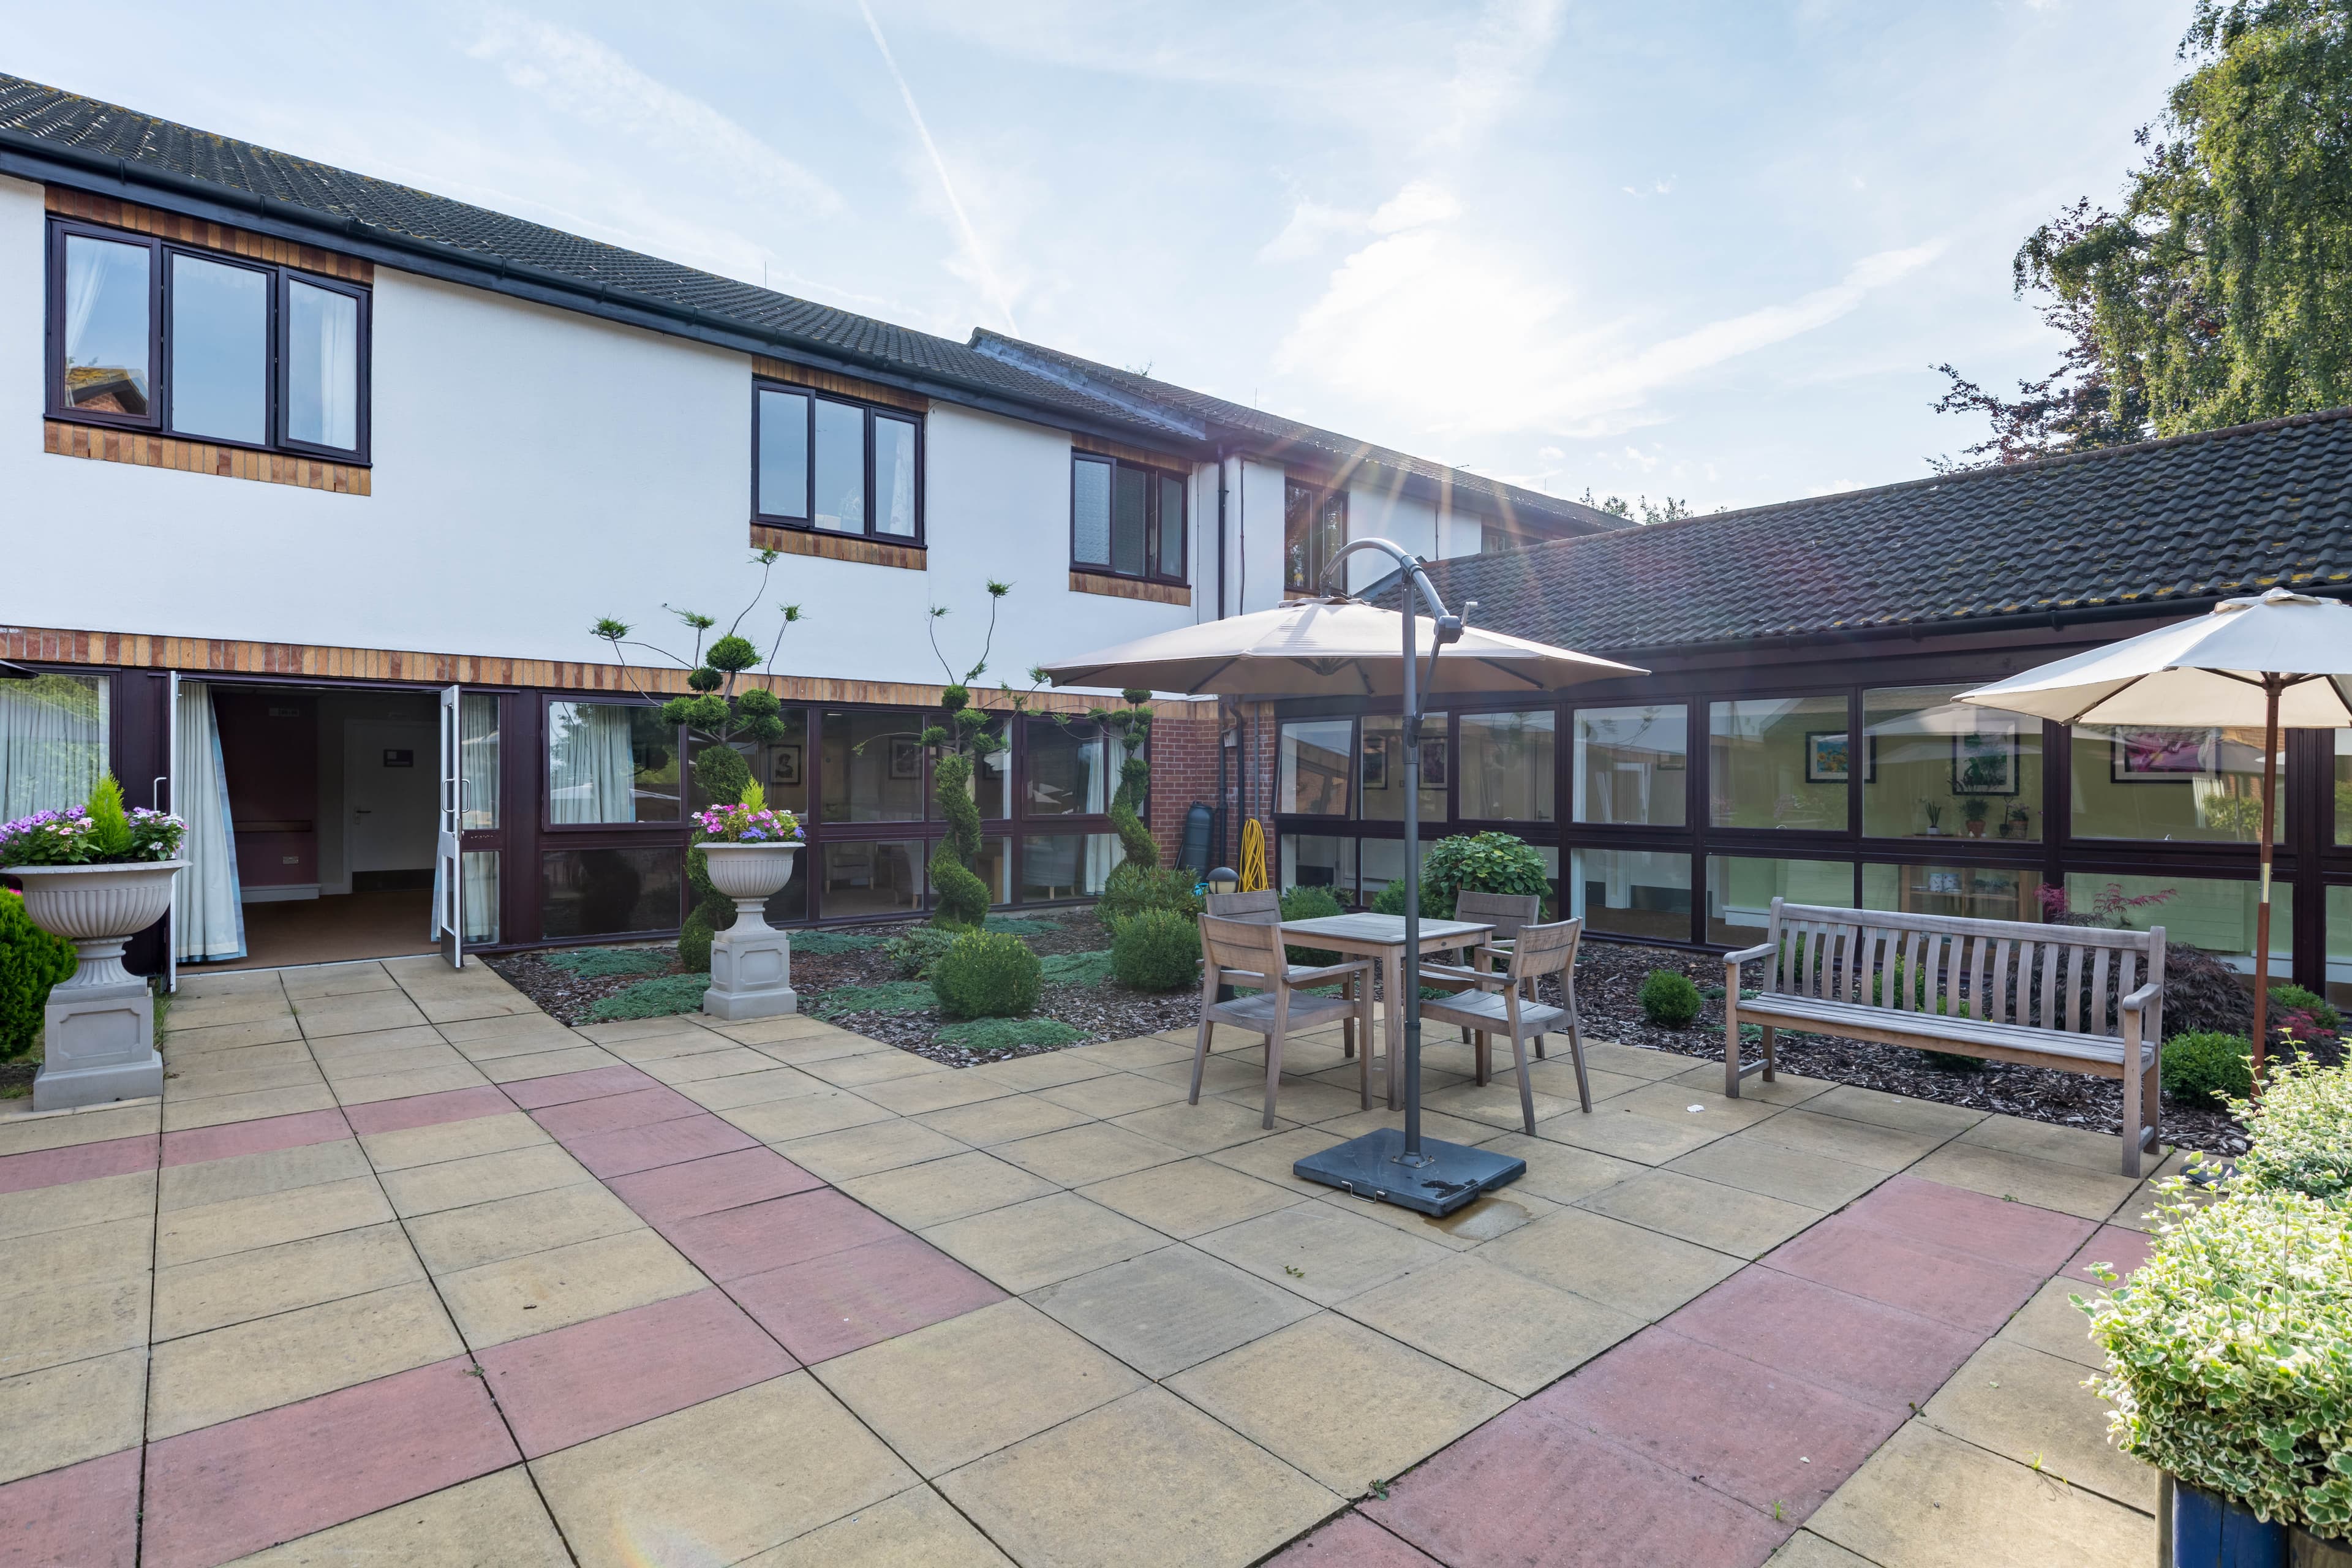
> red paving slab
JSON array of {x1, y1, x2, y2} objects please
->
[
  {"x1": 664, "y1": 1188, "x2": 903, "y2": 1283},
  {"x1": 341, "y1": 1085, "x2": 513, "y2": 1136},
  {"x1": 1531, "y1": 1328, "x2": 1901, "y2": 1521},
  {"x1": 476, "y1": 1287, "x2": 795, "y2": 1458},
  {"x1": 2067, "y1": 1223, "x2": 2155, "y2": 1285},
  {"x1": 160, "y1": 1110, "x2": 352, "y2": 1168},
  {"x1": 529, "y1": 1084, "x2": 705, "y2": 1141},
  {"x1": 141, "y1": 1356, "x2": 519, "y2": 1568},
  {"x1": 605, "y1": 1146, "x2": 823, "y2": 1225},
  {"x1": 1661, "y1": 1267, "x2": 1981, "y2": 1414},
  {"x1": 726, "y1": 1233, "x2": 1005, "y2": 1363},
  {"x1": 0, "y1": 1447, "x2": 139, "y2": 1568},
  {"x1": 1837, "y1": 1175, "x2": 2094, "y2": 1272},
  {"x1": 1365, "y1": 1403, "x2": 1793, "y2": 1568},
  {"x1": 1268, "y1": 1511, "x2": 1442, "y2": 1566},
  {"x1": 0, "y1": 1134, "x2": 157, "y2": 1194},
  {"x1": 500, "y1": 1064, "x2": 660, "y2": 1110},
  {"x1": 1761, "y1": 1217, "x2": 2047, "y2": 1334},
  {"x1": 561, "y1": 1113, "x2": 759, "y2": 1178}
]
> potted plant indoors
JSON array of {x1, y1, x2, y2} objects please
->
[
  {"x1": 690, "y1": 783, "x2": 804, "y2": 1020},
  {"x1": 0, "y1": 776, "x2": 186, "y2": 1109},
  {"x1": 1962, "y1": 796, "x2": 1990, "y2": 838},
  {"x1": 1921, "y1": 798, "x2": 1946, "y2": 836}
]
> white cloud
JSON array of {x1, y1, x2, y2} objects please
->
[
  {"x1": 467, "y1": 10, "x2": 840, "y2": 216},
  {"x1": 1424, "y1": 0, "x2": 1568, "y2": 150}
]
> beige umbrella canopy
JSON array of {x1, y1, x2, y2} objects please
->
[
  {"x1": 1958, "y1": 588, "x2": 2352, "y2": 1076},
  {"x1": 1038, "y1": 595, "x2": 1645, "y2": 698}
]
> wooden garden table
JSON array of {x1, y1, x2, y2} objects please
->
[{"x1": 1276, "y1": 913, "x2": 1496, "y2": 1109}]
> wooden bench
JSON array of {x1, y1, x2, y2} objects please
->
[{"x1": 1723, "y1": 899, "x2": 2166, "y2": 1177}]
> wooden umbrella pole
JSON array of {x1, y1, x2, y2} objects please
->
[{"x1": 2251, "y1": 678, "x2": 2280, "y2": 1086}]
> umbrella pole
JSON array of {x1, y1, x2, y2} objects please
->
[
  {"x1": 1401, "y1": 584, "x2": 1426, "y2": 1163},
  {"x1": 2252, "y1": 680, "x2": 2280, "y2": 1085}
]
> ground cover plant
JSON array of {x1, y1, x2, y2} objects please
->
[{"x1": 587, "y1": 974, "x2": 710, "y2": 1022}]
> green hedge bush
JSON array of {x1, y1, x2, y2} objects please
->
[
  {"x1": 1112, "y1": 909, "x2": 1200, "y2": 992},
  {"x1": 1278, "y1": 886, "x2": 1343, "y2": 965},
  {"x1": 2268, "y1": 984, "x2": 2343, "y2": 1033},
  {"x1": 1, "y1": 889, "x2": 77, "y2": 1058},
  {"x1": 2230, "y1": 1057, "x2": 2352, "y2": 1207},
  {"x1": 2162, "y1": 1031, "x2": 2254, "y2": 1106},
  {"x1": 1639, "y1": 969, "x2": 1702, "y2": 1027},
  {"x1": 884, "y1": 927, "x2": 961, "y2": 979},
  {"x1": 2083, "y1": 1186, "x2": 2351, "y2": 1536},
  {"x1": 1099, "y1": 865, "x2": 1202, "y2": 924},
  {"x1": 1368, "y1": 878, "x2": 1411, "y2": 915},
  {"x1": 932, "y1": 930, "x2": 1042, "y2": 1019},
  {"x1": 1421, "y1": 832, "x2": 1552, "y2": 918}
]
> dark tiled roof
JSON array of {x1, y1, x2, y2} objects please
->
[
  {"x1": 0, "y1": 73, "x2": 1180, "y2": 434},
  {"x1": 972, "y1": 331, "x2": 1627, "y2": 537},
  {"x1": 1382, "y1": 409, "x2": 2352, "y2": 654}
]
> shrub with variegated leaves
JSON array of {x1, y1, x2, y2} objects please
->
[{"x1": 2230, "y1": 1057, "x2": 2352, "y2": 1208}]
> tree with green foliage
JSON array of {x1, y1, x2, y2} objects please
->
[
  {"x1": 1093, "y1": 687, "x2": 1164, "y2": 914},
  {"x1": 920, "y1": 581, "x2": 1017, "y2": 930},
  {"x1": 591, "y1": 551, "x2": 802, "y2": 968},
  {"x1": 1937, "y1": 1, "x2": 2352, "y2": 461}
]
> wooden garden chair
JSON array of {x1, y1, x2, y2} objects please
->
[
  {"x1": 1193, "y1": 913, "x2": 1374, "y2": 1129},
  {"x1": 1205, "y1": 889, "x2": 1357, "y2": 1058},
  {"x1": 1427, "y1": 891, "x2": 1544, "y2": 1044},
  {"x1": 1419, "y1": 918, "x2": 1589, "y2": 1135}
]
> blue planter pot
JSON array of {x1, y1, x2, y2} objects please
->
[{"x1": 2172, "y1": 1479, "x2": 2286, "y2": 1567}]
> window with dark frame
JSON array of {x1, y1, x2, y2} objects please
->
[
  {"x1": 1284, "y1": 480, "x2": 1348, "y2": 592},
  {"x1": 46, "y1": 219, "x2": 371, "y2": 461},
  {"x1": 1071, "y1": 452, "x2": 1186, "y2": 584},
  {"x1": 753, "y1": 380, "x2": 923, "y2": 544}
]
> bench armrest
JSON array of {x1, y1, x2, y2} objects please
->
[
  {"x1": 1724, "y1": 943, "x2": 1774, "y2": 970},
  {"x1": 1284, "y1": 960, "x2": 1373, "y2": 988},
  {"x1": 2119, "y1": 981, "x2": 2162, "y2": 1014}
]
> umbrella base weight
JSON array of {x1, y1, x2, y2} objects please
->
[{"x1": 1294, "y1": 1128, "x2": 1526, "y2": 1217}]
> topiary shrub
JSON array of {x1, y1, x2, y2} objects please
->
[
  {"x1": 1420, "y1": 831, "x2": 1553, "y2": 919},
  {"x1": 2230, "y1": 1057, "x2": 2352, "y2": 1206},
  {"x1": 2082, "y1": 1185, "x2": 2352, "y2": 1537},
  {"x1": 1639, "y1": 969, "x2": 1702, "y2": 1027},
  {"x1": 1279, "y1": 885, "x2": 1343, "y2": 965},
  {"x1": 1100, "y1": 865, "x2": 1202, "y2": 924},
  {"x1": 936, "y1": 1016, "x2": 1086, "y2": 1054},
  {"x1": 885, "y1": 926, "x2": 962, "y2": 979},
  {"x1": 1113, "y1": 909, "x2": 1200, "y2": 992},
  {"x1": 1, "y1": 889, "x2": 77, "y2": 1058},
  {"x1": 932, "y1": 930, "x2": 1042, "y2": 1019},
  {"x1": 1368, "y1": 877, "x2": 1411, "y2": 915},
  {"x1": 679, "y1": 906, "x2": 716, "y2": 973},
  {"x1": 2163, "y1": 1031, "x2": 2255, "y2": 1106},
  {"x1": 2268, "y1": 984, "x2": 2343, "y2": 1033}
]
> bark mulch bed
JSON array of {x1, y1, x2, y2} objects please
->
[{"x1": 1564, "y1": 940, "x2": 2277, "y2": 1158}]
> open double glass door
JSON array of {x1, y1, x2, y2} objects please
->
[
  {"x1": 438, "y1": 685, "x2": 465, "y2": 967},
  {"x1": 163, "y1": 671, "x2": 181, "y2": 992}
]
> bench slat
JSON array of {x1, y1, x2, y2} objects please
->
[
  {"x1": 2091, "y1": 948, "x2": 2112, "y2": 1038},
  {"x1": 1741, "y1": 993, "x2": 2150, "y2": 1072}
]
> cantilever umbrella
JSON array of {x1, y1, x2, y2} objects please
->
[
  {"x1": 1958, "y1": 588, "x2": 2352, "y2": 1078},
  {"x1": 1041, "y1": 541, "x2": 1646, "y2": 1214}
]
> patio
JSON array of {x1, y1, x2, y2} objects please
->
[{"x1": 0, "y1": 957, "x2": 2172, "y2": 1567}]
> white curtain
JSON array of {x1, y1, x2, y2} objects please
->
[
  {"x1": 459, "y1": 693, "x2": 499, "y2": 828},
  {"x1": 174, "y1": 682, "x2": 246, "y2": 962},
  {"x1": 460, "y1": 852, "x2": 499, "y2": 944},
  {"x1": 1083, "y1": 728, "x2": 1121, "y2": 892},
  {"x1": 0, "y1": 674, "x2": 108, "y2": 819},
  {"x1": 550, "y1": 703, "x2": 636, "y2": 824}
]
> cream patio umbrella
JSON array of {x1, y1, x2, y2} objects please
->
[
  {"x1": 1041, "y1": 541, "x2": 1647, "y2": 1215},
  {"x1": 1957, "y1": 588, "x2": 2352, "y2": 1077}
]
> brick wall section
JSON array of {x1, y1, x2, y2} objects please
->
[{"x1": 1145, "y1": 712, "x2": 1221, "y2": 868}]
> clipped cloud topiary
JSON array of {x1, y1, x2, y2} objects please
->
[
  {"x1": 2162, "y1": 1031, "x2": 2253, "y2": 1106},
  {"x1": 2083, "y1": 1185, "x2": 2352, "y2": 1537},
  {"x1": 1112, "y1": 909, "x2": 1199, "y2": 992},
  {"x1": 1638, "y1": 969, "x2": 1702, "y2": 1027},
  {"x1": 931, "y1": 930, "x2": 1042, "y2": 1020}
]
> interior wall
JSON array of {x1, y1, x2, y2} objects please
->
[
  {"x1": 211, "y1": 691, "x2": 318, "y2": 900},
  {"x1": 312, "y1": 688, "x2": 441, "y2": 893}
]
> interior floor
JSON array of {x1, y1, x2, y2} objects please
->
[{"x1": 197, "y1": 889, "x2": 437, "y2": 972}]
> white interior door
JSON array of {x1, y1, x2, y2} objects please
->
[
  {"x1": 437, "y1": 685, "x2": 462, "y2": 967},
  {"x1": 164, "y1": 671, "x2": 180, "y2": 993}
]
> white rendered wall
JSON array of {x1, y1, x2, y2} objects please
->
[{"x1": 0, "y1": 175, "x2": 1194, "y2": 693}]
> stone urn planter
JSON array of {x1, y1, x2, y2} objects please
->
[
  {"x1": 6, "y1": 859, "x2": 184, "y2": 1110},
  {"x1": 698, "y1": 843, "x2": 799, "y2": 1021}
]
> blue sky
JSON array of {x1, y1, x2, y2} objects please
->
[{"x1": 8, "y1": 0, "x2": 2196, "y2": 511}]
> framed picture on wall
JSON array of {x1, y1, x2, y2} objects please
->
[
  {"x1": 1360, "y1": 735, "x2": 1389, "y2": 790},
  {"x1": 770, "y1": 745, "x2": 802, "y2": 788},
  {"x1": 2112, "y1": 726, "x2": 2216, "y2": 782},
  {"x1": 1419, "y1": 736, "x2": 1449, "y2": 790},
  {"x1": 1951, "y1": 718, "x2": 2021, "y2": 795},
  {"x1": 888, "y1": 737, "x2": 922, "y2": 780},
  {"x1": 1804, "y1": 731, "x2": 1851, "y2": 783}
]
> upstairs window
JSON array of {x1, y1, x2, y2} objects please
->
[
  {"x1": 755, "y1": 381, "x2": 922, "y2": 543},
  {"x1": 47, "y1": 220, "x2": 370, "y2": 460},
  {"x1": 1071, "y1": 453, "x2": 1185, "y2": 583},
  {"x1": 1284, "y1": 480, "x2": 1348, "y2": 592}
]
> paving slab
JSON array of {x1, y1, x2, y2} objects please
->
[
  {"x1": 726, "y1": 1087, "x2": 901, "y2": 1143},
  {"x1": 141, "y1": 1357, "x2": 519, "y2": 1568},
  {"x1": 851, "y1": 1067, "x2": 1024, "y2": 1117},
  {"x1": 1667, "y1": 1133, "x2": 1891, "y2": 1212},
  {"x1": 840, "y1": 1150, "x2": 1060, "y2": 1231},
  {"x1": 527, "y1": 1084, "x2": 704, "y2": 1140},
  {"x1": 499, "y1": 1064, "x2": 660, "y2": 1108},
  {"x1": 0, "y1": 1134, "x2": 159, "y2": 1194},
  {"x1": 640, "y1": 1045, "x2": 788, "y2": 1084},
  {"x1": 605, "y1": 1145, "x2": 824, "y2": 1225},
  {"x1": 1265, "y1": 1511, "x2": 1444, "y2": 1567},
  {"x1": 1842, "y1": 1174, "x2": 2096, "y2": 1273},
  {"x1": 478, "y1": 1286, "x2": 794, "y2": 1458},
  {"x1": 741, "y1": 1482, "x2": 1014, "y2": 1567},
  {"x1": 1470, "y1": 1131, "x2": 1643, "y2": 1205},
  {"x1": 776, "y1": 1118, "x2": 972, "y2": 1183},
  {"x1": 915, "y1": 1094, "x2": 1093, "y2": 1148},
  {"x1": 1920, "y1": 1337, "x2": 2154, "y2": 1510},
  {"x1": 1193, "y1": 1199, "x2": 1453, "y2": 1306},
  {"x1": 404, "y1": 1181, "x2": 644, "y2": 1273},
  {"x1": 1035, "y1": 1070, "x2": 1190, "y2": 1119},
  {"x1": 1077, "y1": 1156, "x2": 1306, "y2": 1239},
  {"x1": 995, "y1": 1121, "x2": 1188, "y2": 1186},
  {"x1": 666, "y1": 1188, "x2": 903, "y2": 1282},
  {"x1": 478, "y1": 1046, "x2": 630, "y2": 1085},
  {"x1": 0, "y1": 1213, "x2": 154, "y2": 1290},
  {"x1": 1203, "y1": 1125, "x2": 1349, "y2": 1193},
  {"x1": 1664, "y1": 1264, "x2": 1984, "y2": 1414},
  {"x1": 1958, "y1": 1114, "x2": 2164, "y2": 1174},
  {"x1": 1539, "y1": 1104, "x2": 1740, "y2": 1164},
  {"x1": 156, "y1": 1176, "x2": 394, "y2": 1267},
  {"x1": 679, "y1": 1065, "x2": 831, "y2": 1111},
  {"x1": 1908, "y1": 1141, "x2": 2143, "y2": 1221},
  {"x1": 1740, "y1": 1107, "x2": 1962, "y2": 1171},
  {"x1": 338, "y1": 1084, "x2": 514, "y2": 1136},
  {"x1": 1807, "y1": 1418, "x2": 2152, "y2": 1567},
  {"x1": 0, "y1": 1347, "x2": 146, "y2": 1486},
  {"x1": 1763, "y1": 1216, "x2": 2051, "y2": 1336},
  {"x1": 147, "y1": 1281, "x2": 465, "y2": 1439},
  {"x1": 1804, "y1": 1085, "x2": 1986, "y2": 1137},
  {"x1": 164, "y1": 1084, "x2": 343, "y2": 1132},
  {"x1": 938, "y1": 1386, "x2": 1338, "y2": 1568},
  {"x1": 437, "y1": 1227, "x2": 710, "y2": 1348},
  {"x1": 1479, "y1": 1204, "x2": 1744, "y2": 1322},
  {"x1": 377, "y1": 1144, "x2": 588, "y2": 1218},
  {"x1": 728, "y1": 1232, "x2": 1005, "y2": 1365},
  {"x1": 1342, "y1": 1251, "x2": 1644, "y2": 1396},
  {"x1": 1028, "y1": 1243, "x2": 1317, "y2": 1378},
  {"x1": 153, "y1": 1222, "x2": 425, "y2": 1341},
  {"x1": 0, "y1": 1444, "x2": 139, "y2": 1568},
  {"x1": 356, "y1": 1110, "x2": 552, "y2": 1173},
  {"x1": 561, "y1": 1110, "x2": 761, "y2": 1178},
  {"x1": 820, "y1": 1297, "x2": 1145, "y2": 1476},
  {"x1": 1170, "y1": 1311, "x2": 1512, "y2": 1495},
  {"x1": 530, "y1": 1373, "x2": 916, "y2": 1568},
  {"x1": 921, "y1": 1190, "x2": 1168, "y2": 1294},
  {"x1": 158, "y1": 1138, "x2": 372, "y2": 1212},
  {"x1": 1579, "y1": 1167, "x2": 1825, "y2": 1259},
  {"x1": 0, "y1": 1169, "x2": 156, "y2": 1242}
]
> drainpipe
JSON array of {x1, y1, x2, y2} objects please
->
[{"x1": 1215, "y1": 446, "x2": 1229, "y2": 622}]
